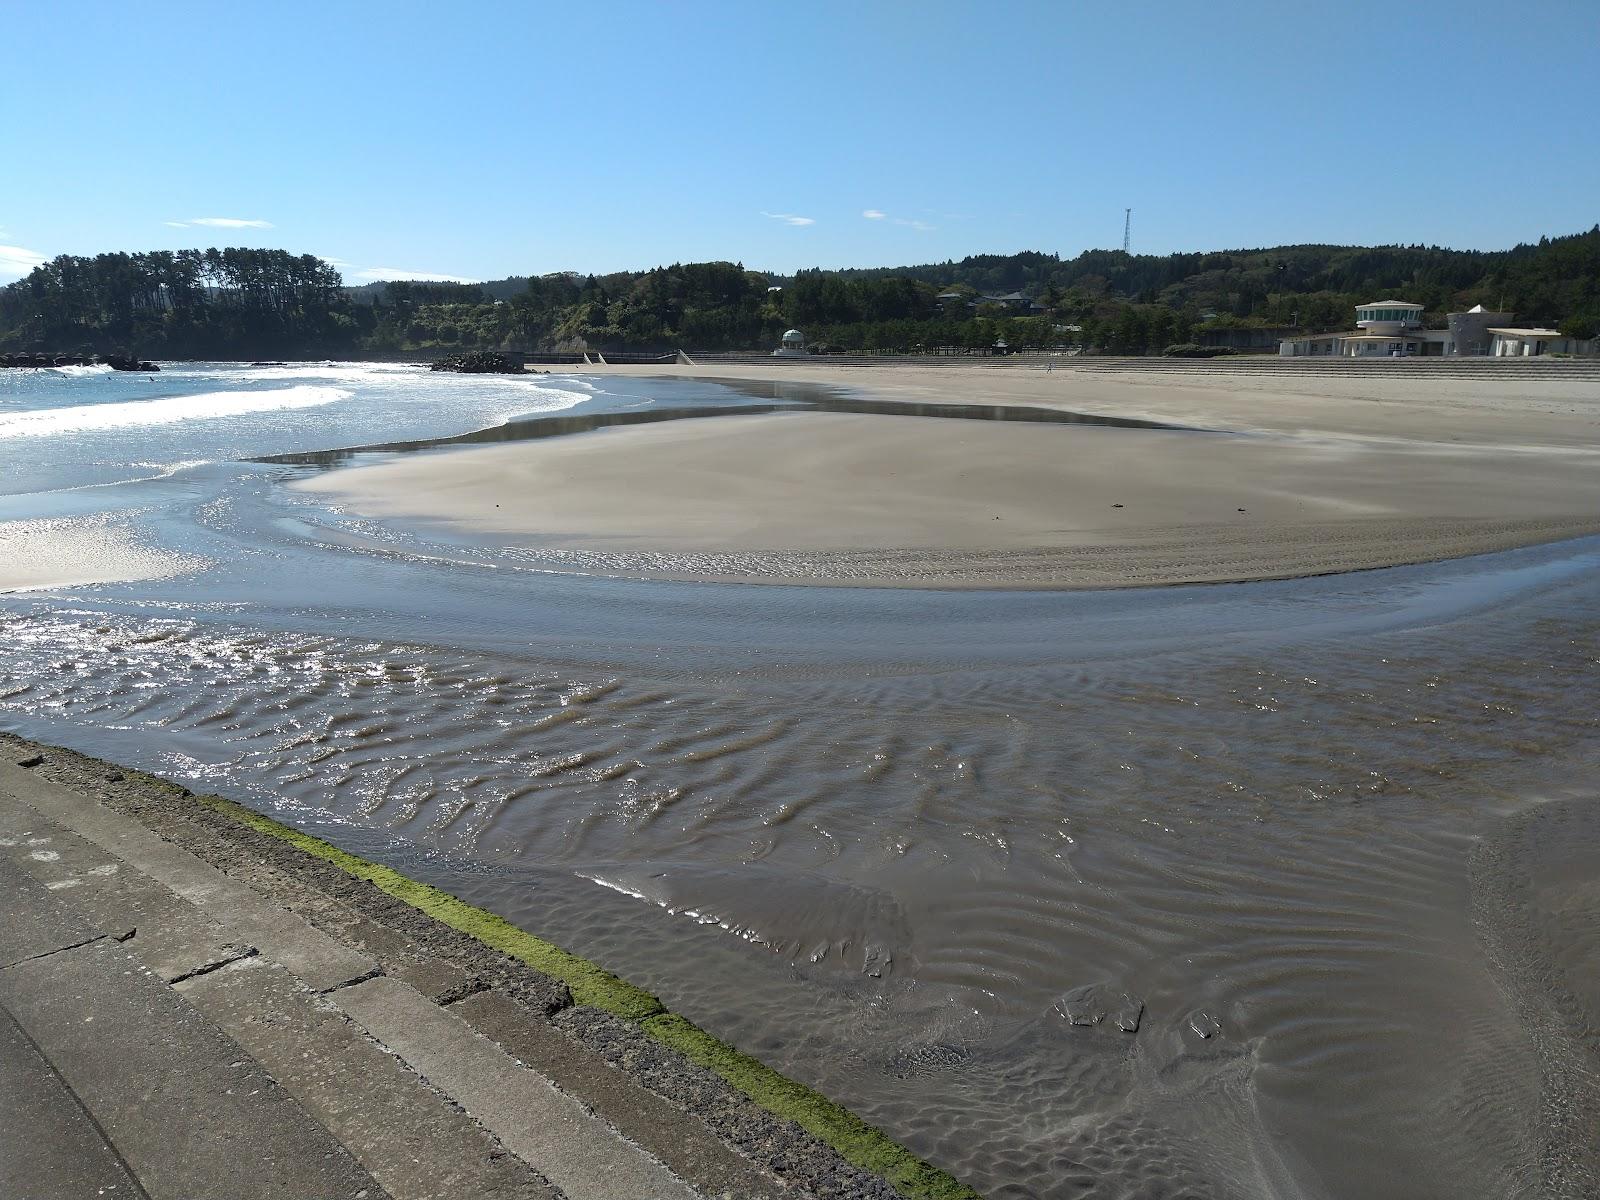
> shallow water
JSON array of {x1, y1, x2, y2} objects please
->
[{"x1": 2, "y1": 362, "x2": 1597, "y2": 1198}]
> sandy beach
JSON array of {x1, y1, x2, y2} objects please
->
[
  {"x1": 9, "y1": 359, "x2": 1600, "y2": 1199},
  {"x1": 296, "y1": 363, "x2": 1600, "y2": 588},
  {"x1": 0, "y1": 517, "x2": 200, "y2": 594}
]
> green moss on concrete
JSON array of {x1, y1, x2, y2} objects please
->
[
  {"x1": 644, "y1": 1013, "x2": 983, "y2": 1200},
  {"x1": 195, "y1": 791, "x2": 981, "y2": 1200},
  {"x1": 193, "y1": 793, "x2": 663, "y2": 1019}
]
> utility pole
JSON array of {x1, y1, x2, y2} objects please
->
[{"x1": 1122, "y1": 208, "x2": 1131, "y2": 255}]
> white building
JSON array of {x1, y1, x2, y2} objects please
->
[
  {"x1": 1282, "y1": 301, "x2": 1596, "y2": 358},
  {"x1": 1486, "y1": 327, "x2": 1591, "y2": 356},
  {"x1": 1279, "y1": 301, "x2": 1452, "y2": 357}
]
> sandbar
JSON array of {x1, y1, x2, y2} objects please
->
[{"x1": 295, "y1": 364, "x2": 1600, "y2": 588}]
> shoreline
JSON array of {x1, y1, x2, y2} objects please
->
[
  {"x1": 294, "y1": 363, "x2": 1600, "y2": 590},
  {"x1": 0, "y1": 730, "x2": 980, "y2": 1200}
]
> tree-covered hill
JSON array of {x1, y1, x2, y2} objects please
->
[{"x1": 3, "y1": 228, "x2": 1595, "y2": 359}]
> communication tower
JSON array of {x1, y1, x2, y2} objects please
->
[{"x1": 1122, "y1": 208, "x2": 1131, "y2": 255}]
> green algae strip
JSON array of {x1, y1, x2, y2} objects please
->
[{"x1": 190, "y1": 790, "x2": 981, "y2": 1200}]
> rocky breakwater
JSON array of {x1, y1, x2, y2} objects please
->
[
  {"x1": 1, "y1": 352, "x2": 159, "y2": 371},
  {"x1": 430, "y1": 350, "x2": 536, "y2": 374}
]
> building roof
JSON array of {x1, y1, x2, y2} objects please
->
[
  {"x1": 1486, "y1": 327, "x2": 1563, "y2": 338},
  {"x1": 982, "y1": 291, "x2": 1029, "y2": 302},
  {"x1": 1359, "y1": 300, "x2": 1423, "y2": 308}
]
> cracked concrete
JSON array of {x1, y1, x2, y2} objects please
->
[
  {"x1": 0, "y1": 734, "x2": 954, "y2": 1200},
  {"x1": 1, "y1": 861, "x2": 385, "y2": 1200},
  {"x1": 166, "y1": 947, "x2": 260, "y2": 985}
]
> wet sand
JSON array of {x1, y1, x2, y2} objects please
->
[
  {"x1": 0, "y1": 517, "x2": 199, "y2": 593},
  {"x1": 297, "y1": 365, "x2": 1600, "y2": 587}
]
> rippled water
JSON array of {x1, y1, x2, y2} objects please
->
[{"x1": 2, "y1": 363, "x2": 1597, "y2": 1198}]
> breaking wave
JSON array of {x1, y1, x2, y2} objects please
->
[{"x1": 0, "y1": 385, "x2": 352, "y2": 438}]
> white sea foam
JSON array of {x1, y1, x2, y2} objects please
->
[
  {"x1": 0, "y1": 385, "x2": 351, "y2": 438},
  {"x1": 243, "y1": 363, "x2": 424, "y2": 381},
  {"x1": 45, "y1": 363, "x2": 116, "y2": 378}
]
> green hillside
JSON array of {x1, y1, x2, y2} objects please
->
[{"x1": 3, "y1": 228, "x2": 1596, "y2": 359}]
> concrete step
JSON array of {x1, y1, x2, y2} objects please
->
[
  {"x1": 0, "y1": 788, "x2": 252, "y2": 983},
  {"x1": 0, "y1": 761, "x2": 378, "y2": 991},
  {"x1": 0, "y1": 1004, "x2": 149, "y2": 1200},
  {"x1": 1, "y1": 780, "x2": 568, "y2": 1200},
  {"x1": 334, "y1": 975, "x2": 701, "y2": 1200},
  {"x1": 452, "y1": 989, "x2": 791, "y2": 1200},
  {"x1": 0, "y1": 858, "x2": 386, "y2": 1200},
  {"x1": 0, "y1": 762, "x2": 719, "y2": 1200},
  {"x1": 179, "y1": 956, "x2": 563, "y2": 1200}
]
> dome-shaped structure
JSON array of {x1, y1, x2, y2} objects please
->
[{"x1": 773, "y1": 328, "x2": 807, "y2": 357}]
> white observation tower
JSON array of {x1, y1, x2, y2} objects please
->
[{"x1": 1354, "y1": 301, "x2": 1424, "y2": 334}]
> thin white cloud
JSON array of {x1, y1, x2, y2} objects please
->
[
  {"x1": 761, "y1": 211, "x2": 815, "y2": 227},
  {"x1": 0, "y1": 243, "x2": 49, "y2": 282},
  {"x1": 352, "y1": 266, "x2": 481, "y2": 284},
  {"x1": 861, "y1": 209, "x2": 934, "y2": 232},
  {"x1": 165, "y1": 217, "x2": 276, "y2": 230}
]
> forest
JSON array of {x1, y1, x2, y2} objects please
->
[{"x1": 3, "y1": 228, "x2": 1596, "y2": 359}]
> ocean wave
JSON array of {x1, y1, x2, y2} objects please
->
[
  {"x1": 45, "y1": 363, "x2": 116, "y2": 378},
  {"x1": 0, "y1": 385, "x2": 351, "y2": 438},
  {"x1": 243, "y1": 363, "x2": 426, "y2": 381}
]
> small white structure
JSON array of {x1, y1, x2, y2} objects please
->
[
  {"x1": 773, "y1": 328, "x2": 807, "y2": 357},
  {"x1": 1486, "y1": 327, "x2": 1588, "y2": 356}
]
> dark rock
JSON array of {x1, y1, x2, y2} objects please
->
[
  {"x1": 0, "y1": 352, "x2": 157, "y2": 371},
  {"x1": 1055, "y1": 983, "x2": 1144, "y2": 1033},
  {"x1": 430, "y1": 351, "x2": 524, "y2": 375},
  {"x1": 16, "y1": 755, "x2": 45, "y2": 768},
  {"x1": 106, "y1": 355, "x2": 159, "y2": 372}
]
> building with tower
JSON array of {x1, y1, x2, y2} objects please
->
[{"x1": 1277, "y1": 301, "x2": 1593, "y2": 357}]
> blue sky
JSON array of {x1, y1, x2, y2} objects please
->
[{"x1": 2, "y1": 0, "x2": 1597, "y2": 284}]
